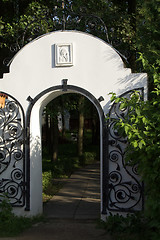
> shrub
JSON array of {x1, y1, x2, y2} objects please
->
[
  {"x1": 42, "y1": 171, "x2": 64, "y2": 202},
  {"x1": 99, "y1": 213, "x2": 151, "y2": 240},
  {"x1": 0, "y1": 197, "x2": 40, "y2": 237},
  {"x1": 108, "y1": 65, "x2": 160, "y2": 239}
]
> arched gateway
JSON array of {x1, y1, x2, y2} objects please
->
[{"x1": 0, "y1": 31, "x2": 147, "y2": 219}]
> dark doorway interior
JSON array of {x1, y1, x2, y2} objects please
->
[{"x1": 41, "y1": 93, "x2": 100, "y2": 218}]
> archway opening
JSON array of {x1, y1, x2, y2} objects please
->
[
  {"x1": 41, "y1": 92, "x2": 101, "y2": 219},
  {"x1": 27, "y1": 85, "x2": 105, "y2": 217}
]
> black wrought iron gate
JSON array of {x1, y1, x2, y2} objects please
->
[
  {"x1": 0, "y1": 92, "x2": 26, "y2": 207},
  {"x1": 106, "y1": 88, "x2": 144, "y2": 213},
  {"x1": 0, "y1": 89, "x2": 144, "y2": 214}
]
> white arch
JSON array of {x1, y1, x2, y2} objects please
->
[{"x1": 26, "y1": 85, "x2": 105, "y2": 217}]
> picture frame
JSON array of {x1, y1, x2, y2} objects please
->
[{"x1": 55, "y1": 43, "x2": 73, "y2": 67}]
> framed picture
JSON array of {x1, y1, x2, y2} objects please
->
[{"x1": 55, "y1": 43, "x2": 73, "y2": 67}]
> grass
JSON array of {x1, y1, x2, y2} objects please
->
[
  {"x1": 0, "y1": 197, "x2": 44, "y2": 237},
  {"x1": 0, "y1": 215, "x2": 44, "y2": 237},
  {"x1": 98, "y1": 213, "x2": 156, "y2": 240}
]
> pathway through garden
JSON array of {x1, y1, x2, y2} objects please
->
[{"x1": 1, "y1": 162, "x2": 111, "y2": 240}]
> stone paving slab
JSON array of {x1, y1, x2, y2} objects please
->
[{"x1": 43, "y1": 162, "x2": 101, "y2": 219}]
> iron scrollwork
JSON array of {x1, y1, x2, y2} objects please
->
[
  {"x1": 0, "y1": 93, "x2": 25, "y2": 207},
  {"x1": 107, "y1": 89, "x2": 144, "y2": 213}
]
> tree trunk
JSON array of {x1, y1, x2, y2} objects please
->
[
  {"x1": 61, "y1": 112, "x2": 66, "y2": 139},
  {"x1": 48, "y1": 115, "x2": 52, "y2": 155},
  {"x1": 51, "y1": 117, "x2": 59, "y2": 162},
  {"x1": 60, "y1": 96, "x2": 66, "y2": 140},
  {"x1": 45, "y1": 113, "x2": 50, "y2": 149},
  {"x1": 92, "y1": 118, "x2": 99, "y2": 145},
  {"x1": 128, "y1": 0, "x2": 137, "y2": 72},
  {"x1": 78, "y1": 96, "x2": 85, "y2": 159}
]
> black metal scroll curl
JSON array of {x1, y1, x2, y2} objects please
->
[
  {"x1": 107, "y1": 89, "x2": 144, "y2": 213},
  {"x1": 0, "y1": 93, "x2": 25, "y2": 207},
  {"x1": 0, "y1": 168, "x2": 24, "y2": 205}
]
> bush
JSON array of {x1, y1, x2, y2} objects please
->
[
  {"x1": 0, "y1": 197, "x2": 42, "y2": 237},
  {"x1": 109, "y1": 60, "x2": 160, "y2": 239},
  {"x1": 42, "y1": 171, "x2": 53, "y2": 193},
  {"x1": 84, "y1": 151, "x2": 97, "y2": 164},
  {"x1": 99, "y1": 213, "x2": 151, "y2": 240},
  {"x1": 42, "y1": 171, "x2": 64, "y2": 202}
]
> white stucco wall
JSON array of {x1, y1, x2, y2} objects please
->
[
  {"x1": 0, "y1": 30, "x2": 147, "y2": 217},
  {"x1": 1, "y1": 30, "x2": 147, "y2": 110}
]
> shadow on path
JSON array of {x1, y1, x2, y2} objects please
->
[{"x1": 43, "y1": 162, "x2": 101, "y2": 220}]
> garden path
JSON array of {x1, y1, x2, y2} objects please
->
[
  {"x1": 1, "y1": 162, "x2": 111, "y2": 240},
  {"x1": 43, "y1": 162, "x2": 101, "y2": 219}
]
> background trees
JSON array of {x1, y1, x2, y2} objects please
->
[
  {"x1": 42, "y1": 93, "x2": 99, "y2": 165},
  {"x1": 0, "y1": 0, "x2": 159, "y2": 79}
]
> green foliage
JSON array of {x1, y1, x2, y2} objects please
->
[
  {"x1": 99, "y1": 213, "x2": 151, "y2": 240},
  {"x1": 42, "y1": 141, "x2": 93, "y2": 177},
  {"x1": 42, "y1": 171, "x2": 64, "y2": 202},
  {"x1": 84, "y1": 151, "x2": 97, "y2": 164},
  {"x1": 136, "y1": 1, "x2": 160, "y2": 63},
  {"x1": 0, "y1": 197, "x2": 43, "y2": 237},
  {"x1": 1, "y1": 2, "x2": 52, "y2": 47},
  {"x1": 0, "y1": 0, "x2": 149, "y2": 71},
  {"x1": 0, "y1": 0, "x2": 159, "y2": 73},
  {"x1": 42, "y1": 141, "x2": 79, "y2": 178},
  {"x1": 108, "y1": 54, "x2": 160, "y2": 239},
  {"x1": 42, "y1": 171, "x2": 53, "y2": 193}
]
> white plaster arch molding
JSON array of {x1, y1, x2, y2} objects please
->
[
  {"x1": 26, "y1": 86, "x2": 105, "y2": 217},
  {"x1": 0, "y1": 30, "x2": 147, "y2": 218}
]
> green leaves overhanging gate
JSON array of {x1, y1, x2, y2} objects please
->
[
  {"x1": 107, "y1": 88, "x2": 144, "y2": 213},
  {"x1": 0, "y1": 92, "x2": 26, "y2": 207}
]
